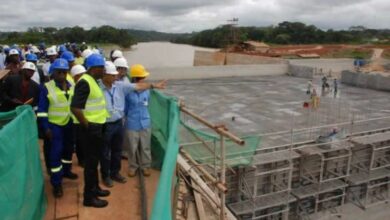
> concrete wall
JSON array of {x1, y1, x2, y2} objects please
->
[
  {"x1": 193, "y1": 51, "x2": 286, "y2": 66},
  {"x1": 148, "y1": 64, "x2": 288, "y2": 80},
  {"x1": 341, "y1": 70, "x2": 390, "y2": 92},
  {"x1": 287, "y1": 64, "x2": 314, "y2": 79},
  {"x1": 225, "y1": 53, "x2": 287, "y2": 65},
  {"x1": 290, "y1": 58, "x2": 354, "y2": 73}
]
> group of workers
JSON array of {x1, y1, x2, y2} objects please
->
[
  {"x1": 0, "y1": 43, "x2": 167, "y2": 208},
  {"x1": 306, "y1": 77, "x2": 338, "y2": 109}
]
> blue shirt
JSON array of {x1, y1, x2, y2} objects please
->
[
  {"x1": 37, "y1": 80, "x2": 72, "y2": 131},
  {"x1": 125, "y1": 89, "x2": 151, "y2": 131},
  {"x1": 0, "y1": 53, "x2": 5, "y2": 70},
  {"x1": 101, "y1": 81, "x2": 136, "y2": 122}
]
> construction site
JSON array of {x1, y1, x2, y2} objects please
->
[{"x1": 1, "y1": 44, "x2": 390, "y2": 220}]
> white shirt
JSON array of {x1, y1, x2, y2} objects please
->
[
  {"x1": 42, "y1": 61, "x2": 51, "y2": 76},
  {"x1": 31, "y1": 68, "x2": 41, "y2": 84}
]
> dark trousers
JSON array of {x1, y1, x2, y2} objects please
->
[
  {"x1": 74, "y1": 123, "x2": 85, "y2": 165},
  {"x1": 101, "y1": 120, "x2": 123, "y2": 178},
  {"x1": 80, "y1": 123, "x2": 104, "y2": 200},
  {"x1": 47, "y1": 122, "x2": 74, "y2": 186}
]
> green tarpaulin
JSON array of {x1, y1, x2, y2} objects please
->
[{"x1": 0, "y1": 106, "x2": 46, "y2": 220}]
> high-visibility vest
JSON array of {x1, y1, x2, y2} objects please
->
[
  {"x1": 45, "y1": 80, "x2": 73, "y2": 126},
  {"x1": 67, "y1": 73, "x2": 75, "y2": 87},
  {"x1": 79, "y1": 74, "x2": 108, "y2": 124}
]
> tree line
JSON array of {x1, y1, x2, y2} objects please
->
[
  {"x1": 172, "y1": 21, "x2": 390, "y2": 48},
  {"x1": 1, "y1": 22, "x2": 389, "y2": 49},
  {"x1": 0, "y1": 25, "x2": 135, "y2": 48}
]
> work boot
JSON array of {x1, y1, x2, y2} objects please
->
[
  {"x1": 111, "y1": 173, "x2": 127, "y2": 183},
  {"x1": 128, "y1": 169, "x2": 137, "y2": 177},
  {"x1": 94, "y1": 187, "x2": 110, "y2": 197},
  {"x1": 143, "y1": 168, "x2": 151, "y2": 177},
  {"x1": 102, "y1": 177, "x2": 113, "y2": 188},
  {"x1": 63, "y1": 172, "x2": 78, "y2": 180},
  {"x1": 53, "y1": 185, "x2": 63, "y2": 198},
  {"x1": 83, "y1": 197, "x2": 108, "y2": 208}
]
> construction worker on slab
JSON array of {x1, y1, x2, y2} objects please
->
[
  {"x1": 37, "y1": 58, "x2": 78, "y2": 198},
  {"x1": 100, "y1": 61, "x2": 166, "y2": 187},
  {"x1": 71, "y1": 53, "x2": 110, "y2": 208},
  {"x1": 125, "y1": 64, "x2": 158, "y2": 177},
  {"x1": 70, "y1": 64, "x2": 87, "y2": 167},
  {"x1": 0, "y1": 62, "x2": 40, "y2": 112}
]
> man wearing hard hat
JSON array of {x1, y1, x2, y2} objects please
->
[
  {"x1": 100, "y1": 61, "x2": 166, "y2": 187},
  {"x1": 43, "y1": 47, "x2": 58, "y2": 77},
  {"x1": 0, "y1": 62, "x2": 40, "y2": 111},
  {"x1": 37, "y1": 58, "x2": 78, "y2": 198},
  {"x1": 5, "y1": 49, "x2": 22, "y2": 75},
  {"x1": 125, "y1": 64, "x2": 157, "y2": 177}
]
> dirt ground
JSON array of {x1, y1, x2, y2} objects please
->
[{"x1": 40, "y1": 140, "x2": 160, "y2": 220}]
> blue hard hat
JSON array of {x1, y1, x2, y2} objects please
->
[
  {"x1": 58, "y1": 45, "x2": 67, "y2": 53},
  {"x1": 26, "y1": 53, "x2": 38, "y2": 62},
  {"x1": 60, "y1": 51, "x2": 75, "y2": 62},
  {"x1": 85, "y1": 53, "x2": 105, "y2": 69},
  {"x1": 51, "y1": 58, "x2": 69, "y2": 71}
]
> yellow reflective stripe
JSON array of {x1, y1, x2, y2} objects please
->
[
  {"x1": 61, "y1": 159, "x2": 72, "y2": 164},
  {"x1": 51, "y1": 165, "x2": 62, "y2": 173},
  {"x1": 37, "y1": 112, "x2": 48, "y2": 117},
  {"x1": 52, "y1": 103, "x2": 68, "y2": 108},
  {"x1": 87, "y1": 97, "x2": 105, "y2": 103},
  {"x1": 84, "y1": 105, "x2": 106, "y2": 111},
  {"x1": 49, "y1": 112, "x2": 69, "y2": 116},
  {"x1": 46, "y1": 81, "x2": 58, "y2": 103}
]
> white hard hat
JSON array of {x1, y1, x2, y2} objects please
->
[
  {"x1": 31, "y1": 46, "x2": 40, "y2": 53},
  {"x1": 70, "y1": 64, "x2": 86, "y2": 77},
  {"x1": 112, "y1": 50, "x2": 123, "y2": 58},
  {"x1": 22, "y1": 62, "x2": 36, "y2": 71},
  {"x1": 82, "y1": 49, "x2": 93, "y2": 58},
  {"x1": 46, "y1": 47, "x2": 57, "y2": 56},
  {"x1": 92, "y1": 48, "x2": 100, "y2": 54},
  {"x1": 113, "y1": 57, "x2": 128, "y2": 69},
  {"x1": 105, "y1": 61, "x2": 118, "y2": 75},
  {"x1": 9, "y1": 49, "x2": 19, "y2": 55}
]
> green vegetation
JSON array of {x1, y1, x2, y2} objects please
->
[
  {"x1": 0, "y1": 26, "x2": 135, "y2": 48},
  {"x1": 172, "y1": 22, "x2": 390, "y2": 48},
  {"x1": 127, "y1": 29, "x2": 192, "y2": 42},
  {"x1": 323, "y1": 49, "x2": 373, "y2": 59}
]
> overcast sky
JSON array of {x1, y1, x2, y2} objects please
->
[{"x1": 0, "y1": 0, "x2": 389, "y2": 32}]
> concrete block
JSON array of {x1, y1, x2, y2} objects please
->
[{"x1": 288, "y1": 64, "x2": 314, "y2": 79}]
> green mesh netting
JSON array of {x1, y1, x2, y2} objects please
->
[
  {"x1": 149, "y1": 90, "x2": 260, "y2": 220},
  {"x1": 149, "y1": 90, "x2": 180, "y2": 220},
  {"x1": 0, "y1": 106, "x2": 46, "y2": 220},
  {"x1": 180, "y1": 121, "x2": 261, "y2": 167}
]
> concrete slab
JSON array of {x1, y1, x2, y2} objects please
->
[{"x1": 163, "y1": 75, "x2": 390, "y2": 148}]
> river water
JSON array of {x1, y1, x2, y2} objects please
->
[{"x1": 123, "y1": 42, "x2": 216, "y2": 68}]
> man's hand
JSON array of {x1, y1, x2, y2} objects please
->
[
  {"x1": 24, "y1": 98, "x2": 34, "y2": 105},
  {"x1": 45, "y1": 129, "x2": 52, "y2": 140},
  {"x1": 153, "y1": 80, "x2": 167, "y2": 89}
]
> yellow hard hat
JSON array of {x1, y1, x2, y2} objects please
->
[{"x1": 130, "y1": 64, "x2": 149, "y2": 78}]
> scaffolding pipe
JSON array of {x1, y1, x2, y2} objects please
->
[
  {"x1": 180, "y1": 106, "x2": 245, "y2": 145},
  {"x1": 180, "y1": 148, "x2": 228, "y2": 193},
  {"x1": 220, "y1": 135, "x2": 226, "y2": 220}
]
